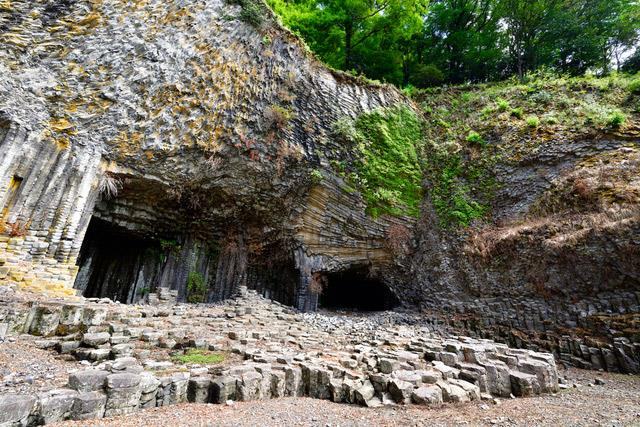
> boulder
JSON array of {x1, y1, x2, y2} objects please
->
[
  {"x1": 411, "y1": 385, "x2": 443, "y2": 405},
  {"x1": 187, "y1": 377, "x2": 212, "y2": 403},
  {"x1": 71, "y1": 391, "x2": 106, "y2": 420},
  {"x1": 0, "y1": 394, "x2": 37, "y2": 426},
  {"x1": 68, "y1": 370, "x2": 109, "y2": 392},
  {"x1": 37, "y1": 388, "x2": 78, "y2": 424}
]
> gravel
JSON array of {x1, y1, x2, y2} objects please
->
[
  {"x1": 0, "y1": 336, "x2": 83, "y2": 394},
  {"x1": 55, "y1": 368, "x2": 640, "y2": 427}
]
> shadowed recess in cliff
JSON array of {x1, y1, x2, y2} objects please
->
[
  {"x1": 74, "y1": 217, "x2": 165, "y2": 302},
  {"x1": 319, "y1": 267, "x2": 400, "y2": 311}
]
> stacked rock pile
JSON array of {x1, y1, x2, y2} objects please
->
[{"x1": 0, "y1": 289, "x2": 559, "y2": 425}]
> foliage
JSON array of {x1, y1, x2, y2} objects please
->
[
  {"x1": 414, "y1": 74, "x2": 639, "y2": 227},
  {"x1": 333, "y1": 106, "x2": 424, "y2": 218},
  {"x1": 172, "y1": 349, "x2": 225, "y2": 365},
  {"x1": 526, "y1": 116, "x2": 540, "y2": 127},
  {"x1": 160, "y1": 239, "x2": 181, "y2": 255},
  {"x1": 629, "y1": 78, "x2": 640, "y2": 94},
  {"x1": 186, "y1": 271, "x2": 207, "y2": 303},
  {"x1": 267, "y1": 0, "x2": 639, "y2": 86},
  {"x1": 510, "y1": 107, "x2": 524, "y2": 118},
  {"x1": 410, "y1": 64, "x2": 445, "y2": 88},
  {"x1": 622, "y1": 49, "x2": 640, "y2": 73},
  {"x1": 496, "y1": 98, "x2": 510, "y2": 111},
  {"x1": 424, "y1": 143, "x2": 495, "y2": 228},
  {"x1": 310, "y1": 169, "x2": 323, "y2": 184},
  {"x1": 607, "y1": 110, "x2": 626, "y2": 127},
  {"x1": 228, "y1": 0, "x2": 265, "y2": 28},
  {"x1": 264, "y1": 105, "x2": 295, "y2": 130},
  {"x1": 267, "y1": 0, "x2": 428, "y2": 85},
  {"x1": 466, "y1": 130, "x2": 485, "y2": 145}
]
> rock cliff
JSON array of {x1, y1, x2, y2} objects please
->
[{"x1": 0, "y1": 0, "x2": 412, "y2": 309}]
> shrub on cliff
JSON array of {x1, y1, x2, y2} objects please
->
[{"x1": 333, "y1": 106, "x2": 424, "y2": 218}]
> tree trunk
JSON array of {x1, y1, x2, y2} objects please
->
[{"x1": 344, "y1": 19, "x2": 353, "y2": 70}]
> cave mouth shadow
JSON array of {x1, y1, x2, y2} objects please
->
[
  {"x1": 74, "y1": 217, "x2": 161, "y2": 303},
  {"x1": 319, "y1": 267, "x2": 400, "y2": 312}
]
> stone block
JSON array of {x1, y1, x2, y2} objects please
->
[
  {"x1": 81, "y1": 332, "x2": 111, "y2": 347},
  {"x1": 104, "y1": 373, "x2": 142, "y2": 416},
  {"x1": 411, "y1": 385, "x2": 443, "y2": 405},
  {"x1": 284, "y1": 366, "x2": 303, "y2": 397},
  {"x1": 237, "y1": 371, "x2": 262, "y2": 401},
  {"x1": 168, "y1": 372, "x2": 189, "y2": 404},
  {"x1": 269, "y1": 371, "x2": 286, "y2": 398},
  {"x1": 0, "y1": 394, "x2": 37, "y2": 426},
  {"x1": 188, "y1": 377, "x2": 212, "y2": 403},
  {"x1": 449, "y1": 379, "x2": 481, "y2": 400},
  {"x1": 27, "y1": 306, "x2": 60, "y2": 337},
  {"x1": 82, "y1": 308, "x2": 107, "y2": 327},
  {"x1": 388, "y1": 378, "x2": 413, "y2": 404},
  {"x1": 68, "y1": 370, "x2": 109, "y2": 392},
  {"x1": 57, "y1": 340, "x2": 81, "y2": 354},
  {"x1": 518, "y1": 359, "x2": 557, "y2": 393},
  {"x1": 57, "y1": 305, "x2": 84, "y2": 335},
  {"x1": 353, "y1": 380, "x2": 376, "y2": 406},
  {"x1": 71, "y1": 391, "x2": 106, "y2": 420},
  {"x1": 378, "y1": 358, "x2": 399, "y2": 374},
  {"x1": 211, "y1": 375, "x2": 238, "y2": 403},
  {"x1": 509, "y1": 371, "x2": 538, "y2": 397},
  {"x1": 328, "y1": 378, "x2": 345, "y2": 403},
  {"x1": 37, "y1": 388, "x2": 78, "y2": 424}
]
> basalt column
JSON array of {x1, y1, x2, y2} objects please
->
[
  {"x1": 210, "y1": 232, "x2": 248, "y2": 301},
  {"x1": 0, "y1": 121, "x2": 102, "y2": 296}
]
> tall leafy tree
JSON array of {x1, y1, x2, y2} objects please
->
[
  {"x1": 420, "y1": 0, "x2": 502, "y2": 83},
  {"x1": 269, "y1": 0, "x2": 427, "y2": 84},
  {"x1": 497, "y1": 0, "x2": 561, "y2": 79},
  {"x1": 268, "y1": 0, "x2": 639, "y2": 86}
]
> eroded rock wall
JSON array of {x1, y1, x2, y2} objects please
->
[
  {"x1": 0, "y1": 0, "x2": 413, "y2": 307},
  {"x1": 409, "y1": 138, "x2": 640, "y2": 372}
]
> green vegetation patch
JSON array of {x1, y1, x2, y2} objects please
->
[
  {"x1": 227, "y1": 0, "x2": 267, "y2": 28},
  {"x1": 186, "y1": 271, "x2": 206, "y2": 303},
  {"x1": 172, "y1": 349, "x2": 225, "y2": 365},
  {"x1": 424, "y1": 142, "x2": 497, "y2": 228},
  {"x1": 333, "y1": 106, "x2": 424, "y2": 218}
]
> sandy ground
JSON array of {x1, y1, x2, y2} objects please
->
[{"x1": 56, "y1": 368, "x2": 640, "y2": 427}]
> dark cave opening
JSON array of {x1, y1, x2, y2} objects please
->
[
  {"x1": 319, "y1": 267, "x2": 400, "y2": 311},
  {"x1": 74, "y1": 217, "x2": 162, "y2": 303}
]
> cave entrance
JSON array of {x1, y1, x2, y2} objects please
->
[
  {"x1": 319, "y1": 267, "x2": 400, "y2": 311},
  {"x1": 74, "y1": 217, "x2": 162, "y2": 303}
]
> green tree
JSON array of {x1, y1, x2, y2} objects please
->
[
  {"x1": 268, "y1": 0, "x2": 427, "y2": 84},
  {"x1": 420, "y1": 0, "x2": 503, "y2": 83},
  {"x1": 497, "y1": 0, "x2": 560, "y2": 79}
]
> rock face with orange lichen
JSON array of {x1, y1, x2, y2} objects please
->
[{"x1": 0, "y1": 0, "x2": 412, "y2": 310}]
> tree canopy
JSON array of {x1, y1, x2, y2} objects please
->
[{"x1": 267, "y1": 0, "x2": 640, "y2": 86}]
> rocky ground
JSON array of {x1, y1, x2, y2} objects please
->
[
  {"x1": 54, "y1": 368, "x2": 640, "y2": 427},
  {"x1": 0, "y1": 286, "x2": 631, "y2": 426}
]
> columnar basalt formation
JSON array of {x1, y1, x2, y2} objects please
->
[
  {"x1": 0, "y1": 0, "x2": 411, "y2": 309},
  {"x1": 0, "y1": 288, "x2": 560, "y2": 425},
  {"x1": 1, "y1": 0, "x2": 638, "y2": 378}
]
